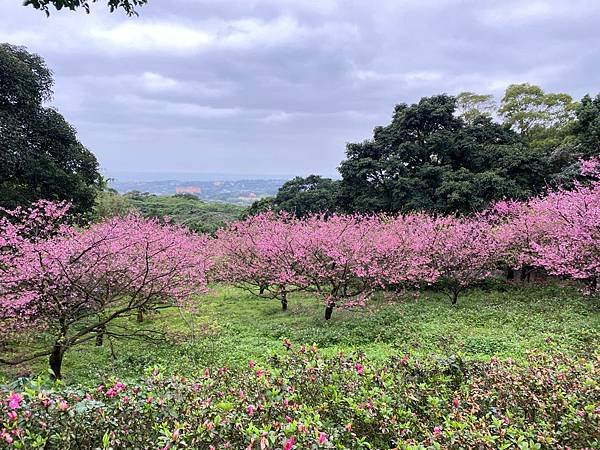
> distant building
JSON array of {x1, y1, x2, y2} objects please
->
[{"x1": 176, "y1": 185, "x2": 202, "y2": 194}]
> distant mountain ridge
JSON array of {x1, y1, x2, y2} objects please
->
[
  {"x1": 109, "y1": 178, "x2": 284, "y2": 205},
  {"x1": 104, "y1": 170, "x2": 295, "y2": 182}
]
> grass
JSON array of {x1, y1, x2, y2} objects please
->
[{"x1": 1, "y1": 281, "x2": 599, "y2": 386}]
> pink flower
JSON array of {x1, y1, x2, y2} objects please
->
[
  {"x1": 114, "y1": 381, "x2": 125, "y2": 392},
  {"x1": 433, "y1": 426, "x2": 442, "y2": 438},
  {"x1": 318, "y1": 431, "x2": 327, "y2": 444},
  {"x1": 354, "y1": 363, "x2": 364, "y2": 375},
  {"x1": 247, "y1": 404, "x2": 256, "y2": 415},
  {"x1": 58, "y1": 400, "x2": 69, "y2": 412},
  {"x1": 8, "y1": 393, "x2": 22, "y2": 410},
  {"x1": 256, "y1": 369, "x2": 265, "y2": 378},
  {"x1": 249, "y1": 360, "x2": 256, "y2": 368},
  {"x1": 172, "y1": 429, "x2": 180, "y2": 441},
  {"x1": 284, "y1": 435, "x2": 295, "y2": 450},
  {"x1": 1, "y1": 431, "x2": 13, "y2": 444},
  {"x1": 7, "y1": 411, "x2": 17, "y2": 421},
  {"x1": 106, "y1": 388, "x2": 117, "y2": 398}
]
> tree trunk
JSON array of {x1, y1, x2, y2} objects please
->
[
  {"x1": 137, "y1": 309, "x2": 144, "y2": 323},
  {"x1": 589, "y1": 276, "x2": 598, "y2": 293},
  {"x1": 520, "y1": 266, "x2": 532, "y2": 282},
  {"x1": 281, "y1": 289, "x2": 288, "y2": 311},
  {"x1": 49, "y1": 342, "x2": 65, "y2": 380},
  {"x1": 259, "y1": 284, "x2": 266, "y2": 295},
  {"x1": 95, "y1": 324, "x2": 106, "y2": 347},
  {"x1": 451, "y1": 291, "x2": 459, "y2": 306},
  {"x1": 324, "y1": 305, "x2": 334, "y2": 320},
  {"x1": 506, "y1": 268, "x2": 515, "y2": 280}
]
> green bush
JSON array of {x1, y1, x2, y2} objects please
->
[{"x1": 1, "y1": 344, "x2": 598, "y2": 449}]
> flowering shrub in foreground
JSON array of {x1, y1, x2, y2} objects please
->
[{"x1": 1, "y1": 344, "x2": 598, "y2": 449}]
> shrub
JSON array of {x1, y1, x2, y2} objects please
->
[{"x1": 1, "y1": 344, "x2": 598, "y2": 449}]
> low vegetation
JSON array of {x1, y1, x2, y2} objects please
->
[
  {"x1": 1, "y1": 284, "x2": 598, "y2": 384},
  {"x1": 1, "y1": 341, "x2": 598, "y2": 449}
]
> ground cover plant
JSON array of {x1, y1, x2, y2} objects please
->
[{"x1": 1, "y1": 344, "x2": 598, "y2": 449}]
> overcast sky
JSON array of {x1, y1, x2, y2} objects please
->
[{"x1": 1, "y1": 0, "x2": 600, "y2": 177}]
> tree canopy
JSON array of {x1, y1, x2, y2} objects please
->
[
  {"x1": 23, "y1": 0, "x2": 148, "y2": 16},
  {"x1": 337, "y1": 95, "x2": 548, "y2": 214},
  {"x1": 0, "y1": 43, "x2": 101, "y2": 215}
]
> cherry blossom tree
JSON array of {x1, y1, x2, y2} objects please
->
[
  {"x1": 427, "y1": 216, "x2": 499, "y2": 304},
  {"x1": 0, "y1": 205, "x2": 211, "y2": 379},
  {"x1": 213, "y1": 212, "x2": 306, "y2": 310},
  {"x1": 294, "y1": 214, "x2": 383, "y2": 319},
  {"x1": 372, "y1": 214, "x2": 439, "y2": 290},
  {"x1": 525, "y1": 159, "x2": 600, "y2": 291}
]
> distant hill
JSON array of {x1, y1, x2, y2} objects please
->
[
  {"x1": 109, "y1": 179, "x2": 284, "y2": 205},
  {"x1": 123, "y1": 192, "x2": 245, "y2": 234}
]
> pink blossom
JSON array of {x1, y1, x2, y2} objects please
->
[
  {"x1": 284, "y1": 435, "x2": 295, "y2": 450},
  {"x1": 7, "y1": 411, "x2": 17, "y2": 421},
  {"x1": 247, "y1": 404, "x2": 256, "y2": 415},
  {"x1": 318, "y1": 431, "x2": 327, "y2": 444},
  {"x1": 355, "y1": 363, "x2": 364, "y2": 375},
  {"x1": 1, "y1": 431, "x2": 13, "y2": 444},
  {"x1": 433, "y1": 426, "x2": 442, "y2": 438},
  {"x1": 8, "y1": 393, "x2": 22, "y2": 410}
]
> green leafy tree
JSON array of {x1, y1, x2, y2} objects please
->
[
  {"x1": 571, "y1": 94, "x2": 600, "y2": 158},
  {"x1": 244, "y1": 196, "x2": 275, "y2": 218},
  {"x1": 272, "y1": 175, "x2": 339, "y2": 217},
  {"x1": 499, "y1": 83, "x2": 578, "y2": 150},
  {"x1": 338, "y1": 95, "x2": 549, "y2": 214},
  {"x1": 455, "y1": 91, "x2": 497, "y2": 124},
  {"x1": 0, "y1": 43, "x2": 101, "y2": 215},
  {"x1": 23, "y1": 0, "x2": 148, "y2": 16},
  {"x1": 93, "y1": 186, "x2": 132, "y2": 220}
]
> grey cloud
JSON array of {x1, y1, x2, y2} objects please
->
[{"x1": 1, "y1": 0, "x2": 599, "y2": 176}]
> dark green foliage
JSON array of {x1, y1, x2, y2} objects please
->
[
  {"x1": 338, "y1": 95, "x2": 548, "y2": 214},
  {"x1": 243, "y1": 196, "x2": 275, "y2": 217},
  {"x1": 247, "y1": 176, "x2": 340, "y2": 218},
  {"x1": 23, "y1": 0, "x2": 148, "y2": 16},
  {"x1": 572, "y1": 94, "x2": 600, "y2": 158},
  {"x1": 272, "y1": 175, "x2": 340, "y2": 217},
  {"x1": 0, "y1": 44, "x2": 101, "y2": 215},
  {"x1": 123, "y1": 191, "x2": 244, "y2": 233}
]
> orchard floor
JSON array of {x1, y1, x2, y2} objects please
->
[{"x1": 1, "y1": 282, "x2": 599, "y2": 385}]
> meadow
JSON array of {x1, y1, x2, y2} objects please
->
[{"x1": 2, "y1": 282, "x2": 597, "y2": 386}]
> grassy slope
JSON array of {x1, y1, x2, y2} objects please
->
[{"x1": 1, "y1": 283, "x2": 598, "y2": 385}]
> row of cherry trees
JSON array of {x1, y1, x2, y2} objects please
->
[
  {"x1": 1, "y1": 160, "x2": 598, "y2": 377},
  {"x1": 213, "y1": 159, "x2": 600, "y2": 316}
]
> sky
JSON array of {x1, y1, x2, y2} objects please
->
[{"x1": 1, "y1": 0, "x2": 600, "y2": 178}]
